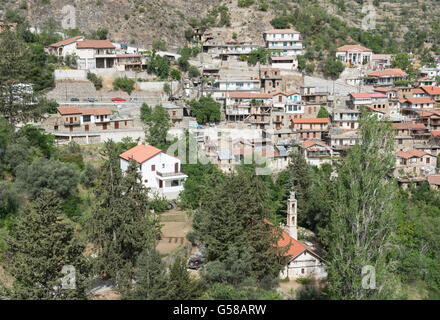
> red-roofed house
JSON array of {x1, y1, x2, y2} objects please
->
[
  {"x1": 42, "y1": 106, "x2": 134, "y2": 138},
  {"x1": 336, "y1": 44, "x2": 373, "y2": 67},
  {"x1": 366, "y1": 68, "x2": 407, "y2": 86},
  {"x1": 263, "y1": 29, "x2": 303, "y2": 57},
  {"x1": 400, "y1": 97, "x2": 435, "y2": 109},
  {"x1": 48, "y1": 36, "x2": 84, "y2": 58},
  {"x1": 299, "y1": 139, "x2": 335, "y2": 166},
  {"x1": 420, "y1": 86, "x2": 440, "y2": 107},
  {"x1": 120, "y1": 144, "x2": 187, "y2": 199},
  {"x1": 291, "y1": 118, "x2": 330, "y2": 140},
  {"x1": 349, "y1": 92, "x2": 389, "y2": 114},
  {"x1": 394, "y1": 149, "x2": 436, "y2": 179},
  {"x1": 75, "y1": 40, "x2": 116, "y2": 69}
]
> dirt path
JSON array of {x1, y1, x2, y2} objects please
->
[{"x1": 156, "y1": 209, "x2": 192, "y2": 255}]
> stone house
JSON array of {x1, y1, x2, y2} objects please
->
[
  {"x1": 394, "y1": 149, "x2": 437, "y2": 179},
  {"x1": 291, "y1": 117, "x2": 330, "y2": 140}
]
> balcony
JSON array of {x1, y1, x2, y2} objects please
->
[{"x1": 156, "y1": 171, "x2": 187, "y2": 179}]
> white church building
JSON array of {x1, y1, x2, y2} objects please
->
[
  {"x1": 119, "y1": 144, "x2": 187, "y2": 200},
  {"x1": 277, "y1": 191, "x2": 327, "y2": 280}
]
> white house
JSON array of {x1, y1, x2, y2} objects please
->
[
  {"x1": 263, "y1": 29, "x2": 303, "y2": 56},
  {"x1": 119, "y1": 144, "x2": 187, "y2": 200},
  {"x1": 48, "y1": 36, "x2": 84, "y2": 58},
  {"x1": 75, "y1": 40, "x2": 116, "y2": 69},
  {"x1": 336, "y1": 44, "x2": 373, "y2": 67}
]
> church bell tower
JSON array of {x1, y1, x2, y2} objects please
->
[{"x1": 286, "y1": 190, "x2": 298, "y2": 240}]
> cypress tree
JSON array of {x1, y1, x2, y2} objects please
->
[
  {"x1": 88, "y1": 141, "x2": 160, "y2": 292},
  {"x1": 1, "y1": 190, "x2": 89, "y2": 300}
]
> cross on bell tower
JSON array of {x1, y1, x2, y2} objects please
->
[{"x1": 286, "y1": 190, "x2": 298, "y2": 240}]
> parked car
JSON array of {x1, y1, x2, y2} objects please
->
[
  {"x1": 112, "y1": 97, "x2": 126, "y2": 102},
  {"x1": 187, "y1": 257, "x2": 205, "y2": 270},
  {"x1": 70, "y1": 97, "x2": 79, "y2": 102},
  {"x1": 86, "y1": 97, "x2": 98, "y2": 102},
  {"x1": 130, "y1": 97, "x2": 140, "y2": 102},
  {"x1": 168, "y1": 96, "x2": 178, "y2": 102}
]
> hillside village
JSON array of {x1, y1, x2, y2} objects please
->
[{"x1": 1, "y1": 1, "x2": 440, "y2": 302}]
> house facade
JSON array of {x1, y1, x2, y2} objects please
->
[
  {"x1": 75, "y1": 40, "x2": 116, "y2": 69},
  {"x1": 119, "y1": 144, "x2": 187, "y2": 200},
  {"x1": 336, "y1": 44, "x2": 373, "y2": 67},
  {"x1": 263, "y1": 29, "x2": 303, "y2": 56}
]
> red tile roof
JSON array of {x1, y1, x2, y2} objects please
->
[
  {"x1": 292, "y1": 117, "x2": 330, "y2": 124},
  {"x1": 404, "y1": 97, "x2": 435, "y2": 105},
  {"x1": 80, "y1": 108, "x2": 112, "y2": 116},
  {"x1": 57, "y1": 106, "x2": 82, "y2": 115},
  {"x1": 119, "y1": 144, "x2": 163, "y2": 164},
  {"x1": 428, "y1": 175, "x2": 440, "y2": 185},
  {"x1": 431, "y1": 131, "x2": 440, "y2": 137},
  {"x1": 337, "y1": 44, "x2": 372, "y2": 52},
  {"x1": 367, "y1": 68, "x2": 407, "y2": 77},
  {"x1": 350, "y1": 92, "x2": 387, "y2": 99},
  {"x1": 301, "y1": 139, "x2": 329, "y2": 149},
  {"x1": 56, "y1": 106, "x2": 111, "y2": 116},
  {"x1": 227, "y1": 92, "x2": 273, "y2": 99},
  {"x1": 421, "y1": 86, "x2": 440, "y2": 96},
  {"x1": 116, "y1": 54, "x2": 141, "y2": 58},
  {"x1": 264, "y1": 219, "x2": 307, "y2": 260},
  {"x1": 76, "y1": 40, "x2": 115, "y2": 49},
  {"x1": 396, "y1": 149, "x2": 428, "y2": 159},
  {"x1": 49, "y1": 36, "x2": 83, "y2": 48},
  {"x1": 392, "y1": 122, "x2": 427, "y2": 130}
]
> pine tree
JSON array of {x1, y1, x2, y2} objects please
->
[
  {"x1": 124, "y1": 248, "x2": 168, "y2": 300},
  {"x1": 1, "y1": 190, "x2": 89, "y2": 300},
  {"x1": 325, "y1": 112, "x2": 402, "y2": 299},
  {"x1": 164, "y1": 256, "x2": 203, "y2": 300},
  {"x1": 194, "y1": 170, "x2": 288, "y2": 285},
  {"x1": 88, "y1": 141, "x2": 160, "y2": 292}
]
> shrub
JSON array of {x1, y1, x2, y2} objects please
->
[
  {"x1": 295, "y1": 277, "x2": 310, "y2": 285},
  {"x1": 87, "y1": 72, "x2": 103, "y2": 90},
  {"x1": 188, "y1": 65, "x2": 200, "y2": 79},
  {"x1": 152, "y1": 40, "x2": 167, "y2": 51},
  {"x1": 238, "y1": 0, "x2": 254, "y2": 8},
  {"x1": 113, "y1": 76, "x2": 135, "y2": 95},
  {"x1": 270, "y1": 16, "x2": 290, "y2": 29}
]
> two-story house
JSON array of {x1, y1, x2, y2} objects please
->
[
  {"x1": 75, "y1": 40, "x2": 116, "y2": 69},
  {"x1": 48, "y1": 36, "x2": 84, "y2": 58},
  {"x1": 119, "y1": 144, "x2": 187, "y2": 199},
  {"x1": 365, "y1": 68, "x2": 407, "y2": 86},
  {"x1": 291, "y1": 117, "x2": 330, "y2": 140},
  {"x1": 394, "y1": 149, "x2": 437, "y2": 179}
]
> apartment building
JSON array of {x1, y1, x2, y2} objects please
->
[{"x1": 263, "y1": 29, "x2": 303, "y2": 56}]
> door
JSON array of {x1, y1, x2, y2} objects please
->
[
  {"x1": 103, "y1": 123, "x2": 107, "y2": 130},
  {"x1": 85, "y1": 124, "x2": 89, "y2": 131},
  {"x1": 159, "y1": 180, "x2": 163, "y2": 188},
  {"x1": 351, "y1": 122, "x2": 354, "y2": 129},
  {"x1": 114, "y1": 121, "x2": 119, "y2": 129},
  {"x1": 69, "y1": 125, "x2": 73, "y2": 132},
  {"x1": 175, "y1": 163, "x2": 179, "y2": 173}
]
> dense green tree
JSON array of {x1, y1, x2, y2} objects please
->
[
  {"x1": 88, "y1": 142, "x2": 160, "y2": 291},
  {"x1": 325, "y1": 112, "x2": 402, "y2": 299},
  {"x1": 247, "y1": 47, "x2": 268, "y2": 66},
  {"x1": 323, "y1": 56, "x2": 345, "y2": 79},
  {"x1": 0, "y1": 30, "x2": 48, "y2": 125},
  {"x1": 113, "y1": 76, "x2": 135, "y2": 95},
  {"x1": 125, "y1": 248, "x2": 168, "y2": 300},
  {"x1": 194, "y1": 171, "x2": 288, "y2": 284},
  {"x1": 188, "y1": 96, "x2": 221, "y2": 124},
  {"x1": 80, "y1": 162, "x2": 98, "y2": 188},
  {"x1": 317, "y1": 106, "x2": 330, "y2": 118},
  {"x1": 163, "y1": 256, "x2": 203, "y2": 300},
  {"x1": 16, "y1": 158, "x2": 79, "y2": 199},
  {"x1": 270, "y1": 16, "x2": 290, "y2": 29},
  {"x1": 141, "y1": 104, "x2": 172, "y2": 150},
  {"x1": 1, "y1": 191, "x2": 89, "y2": 299}
]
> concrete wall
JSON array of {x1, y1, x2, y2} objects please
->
[
  {"x1": 137, "y1": 81, "x2": 179, "y2": 92},
  {"x1": 54, "y1": 69, "x2": 88, "y2": 81}
]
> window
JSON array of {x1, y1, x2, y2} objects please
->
[
  {"x1": 151, "y1": 165, "x2": 155, "y2": 171},
  {"x1": 162, "y1": 163, "x2": 165, "y2": 168},
  {"x1": 301, "y1": 268, "x2": 305, "y2": 274},
  {"x1": 144, "y1": 179, "x2": 148, "y2": 183},
  {"x1": 83, "y1": 115, "x2": 91, "y2": 122},
  {"x1": 171, "y1": 180, "x2": 179, "y2": 187},
  {"x1": 427, "y1": 157, "x2": 430, "y2": 164}
]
